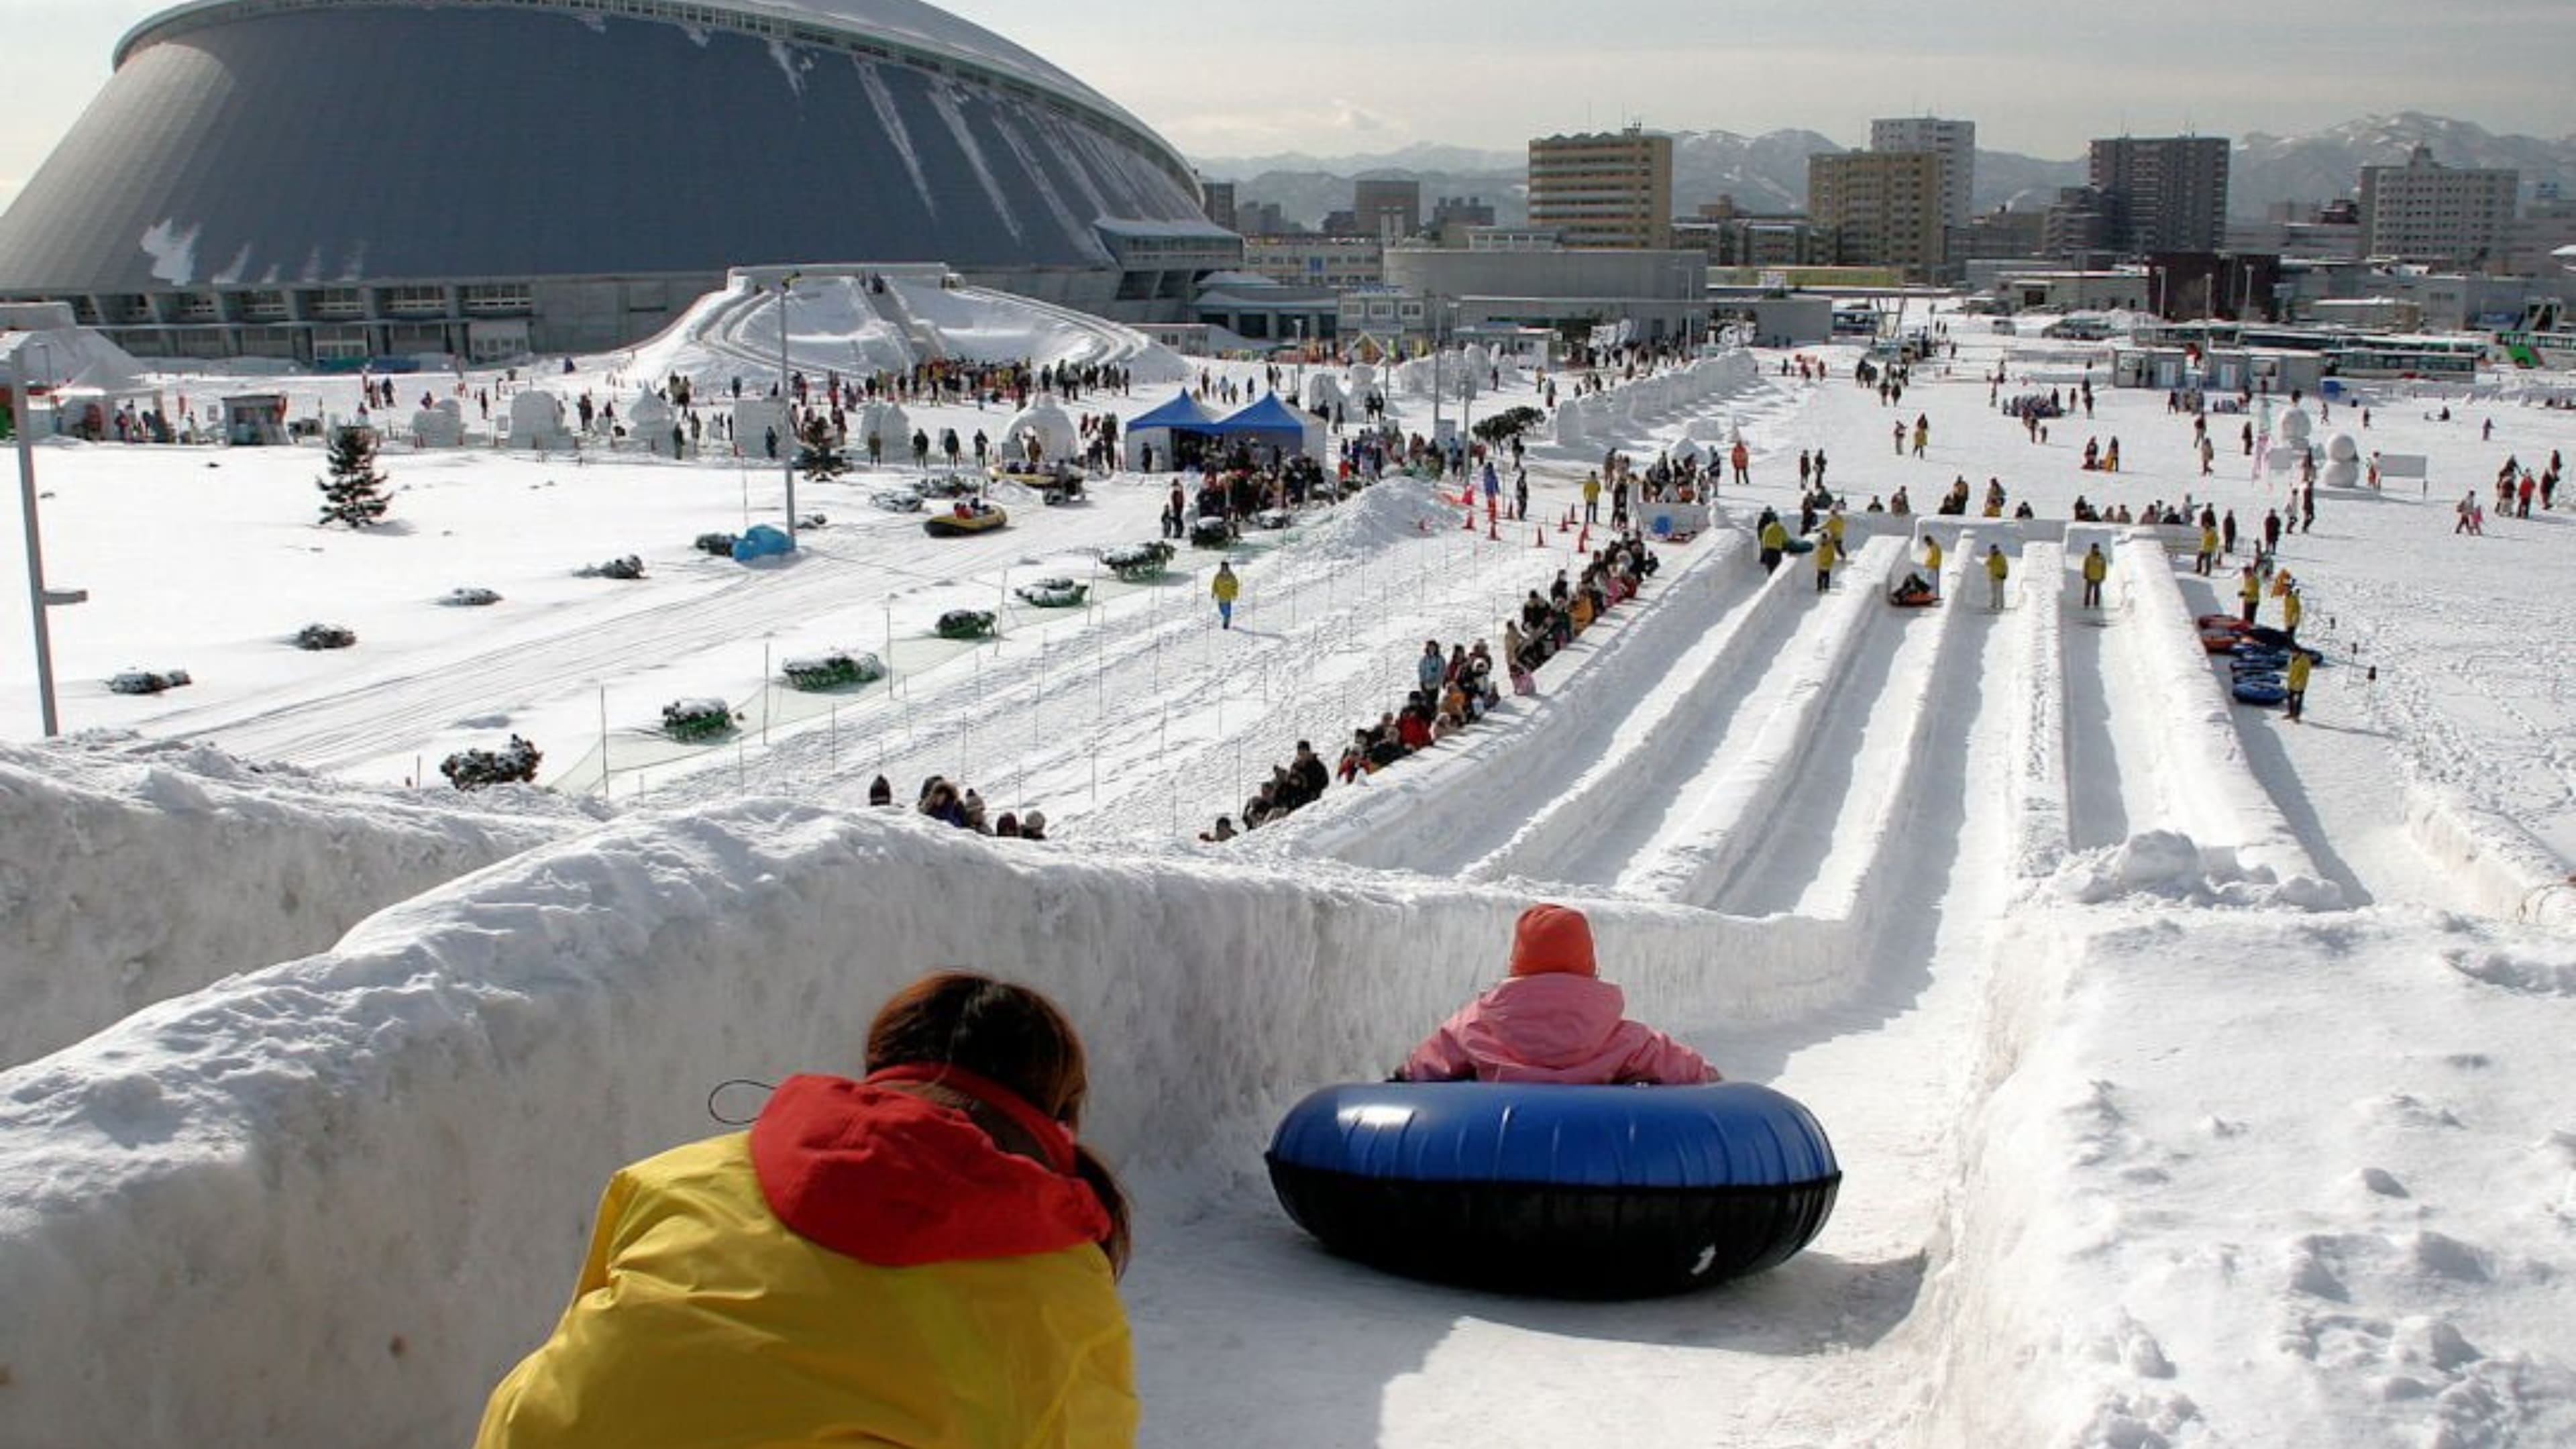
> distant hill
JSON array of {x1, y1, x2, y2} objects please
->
[{"x1": 1197, "y1": 114, "x2": 2576, "y2": 231}]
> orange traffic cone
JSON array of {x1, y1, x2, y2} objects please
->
[
  {"x1": 1462, "y1": 505, "x2": 1476, "y2": 531},
  {"x1": 1576, "y1": 524, "x2": 1591, "y2": 555},
  {"x1": 1559, "y1": 507, "x2": 1573, "y2": 533},
  {"x1": 1488, "y1": 515, "x2": 1501, "y2": 541},
  {"x1": 1534, "y1": 527, "x2": 1547, "y2": 547}
]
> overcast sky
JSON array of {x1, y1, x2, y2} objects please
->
[{"x1": 5, "y1": 0, "x2": 2573, "y2": 213}]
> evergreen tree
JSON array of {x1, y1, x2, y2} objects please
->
[
  {"x1": 317, "y1": 425, "x2": 392, "y2": 527},
  {"x1": 796, "y1": 417, "x2": 846, "y2": 486}
]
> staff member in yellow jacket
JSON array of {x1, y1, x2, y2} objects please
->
[
  {"x1": 1813, "y1": 529, "x2": 1839, "y2": 594},
  {"x1": 1923, "y1": 534, "x2": 1943, "y2": 598},
  {"x1": 2237, "y1": 564, "x2": 2262, "y2": 625},
  {"x1": 476, "y1": 972, "x2": 1136, "y2": 1449},
  {"x1": 1212, "y1": 559, "x2": 1240, "y2": 630},
  {"x1": 2080, "y1": 543, "x2": 2108, "y2": 609},
  {"x1": 1985, "y1": 543, "x2": 2010, "y2": 610}
]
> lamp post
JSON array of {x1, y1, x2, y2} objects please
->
[
  {"x1": 9, "y1": 343, "x2": 85, "y2": 736},
  {"x1": 775, "y1": 271, "x2": 802, "y2": 548}
]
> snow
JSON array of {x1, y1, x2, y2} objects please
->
[{"x1": 3, "y1": 296, "x2": 2576, "y2": 1447}]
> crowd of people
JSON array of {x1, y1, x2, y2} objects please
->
[
  {"x1": 873, "y1": 773, "x2": 1049, "y2": 842},
  {"x1": 1198, "y1": 533, "x2": 1662, "y2": 843}
]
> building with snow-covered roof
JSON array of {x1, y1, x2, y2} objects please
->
[{"x1": 0, "y1": 0, "x2": 1238, "y2": 366}]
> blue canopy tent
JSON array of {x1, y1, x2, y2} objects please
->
[
  {"x1": 1205, "y1": 393, "x2": 1326, "y2": 465},
  {"x1": 1122, "y1": 390, "x2": 1222, "y2": 472}
]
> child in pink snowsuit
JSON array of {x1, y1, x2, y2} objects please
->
[{"x1": 1399, "y1": 904, "x2": 1720, "y2": 1085}]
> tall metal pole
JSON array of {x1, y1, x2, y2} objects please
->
[
  {"x1": 779, "y1": 272, "x2": 801, "y2": 548},
  {"x1": 13, "y1": 350, "x2": 66, "y2": 737}
]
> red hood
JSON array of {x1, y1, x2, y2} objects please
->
[{"x1": 750, "y1": 1070, "x2": 1112, "y2": 1268}]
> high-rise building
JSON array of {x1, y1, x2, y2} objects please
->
[
  {"x1": 2358, "y1": 145, "x2": 2518, "y2": 269},
  {"x1": 2089, "y1": 136, "x2": 2231, "y2": 254},
  {"x1": 1528, "y1": 126, "x2": 1674, "y2": 249},
  {"x1": 1201, "y1": 180, "x2": 1238, "y2": 233},
  {"x1": 1807, "y1": 150, "x2": 1945, "y2": 276},
  {"x1": 1870, "y1": 117, "x2": 1976, "y2": 233},
  {"x1": 1352, "y1": 178, "x2": 1423, "y2": 241}
]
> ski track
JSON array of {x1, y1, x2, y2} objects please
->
[
  {"x1": 1614, "y1": 539, "x2": 1900, "y2": 905},
  {"x1": 164, "y1": 507, "x2": 1122, "y2": 770},
  {"x1": 1714, "y1": 551, "x2": 1966, "y2": 918},
  {"x1": 1468, "y1": 555, "x2": 1824, "y2": 889}
]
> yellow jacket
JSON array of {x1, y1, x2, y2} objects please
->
[
  {"x1": 2239, "y1": 572, "x2": 2261, "y2": 601},
  {"x1": 1924, "y1": 539, "x2": 1943, "y2": 573},
  {"x1": 478, "y1": 1117, "x2": 1134, "y2": 1449},
  {"x1": 1760, "y1": 520, "x2": 1789, "y2": 551},
  {"x1": 1985, "y1": 550, "x2": 2009, "y2": 580},
  {"x1": 1211, "y1": 570, "x2": 1239, "y2": 604},
  {"x1": 2081, "y1": 549, "x2": 2107, "y2": 582},
  {"x1": 2286, "y1": 651, "x2": 2312, "y2": 690},
  {"x1": 1814, "y1": 536, "x2": 1838, "y2": 570},
  {"x1": 2283, "y1": 592, "x2": 2303, "y2": 629}
]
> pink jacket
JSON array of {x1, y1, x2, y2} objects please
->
[{"x1": 1399, "y1": 973, "x2": 1718, "y2": 1086}]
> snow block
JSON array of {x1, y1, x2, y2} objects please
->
[{"x1": 1268, "y1": 1081, "x2": 1839, "y2": 1298}]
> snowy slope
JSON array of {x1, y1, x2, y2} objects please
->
[{"x1": 1, "y1": 299, "x2": 2575, "y2": 1447}]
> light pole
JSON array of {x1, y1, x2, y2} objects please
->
[
  {"x1": 7, "y1": 342, "x2": 86, "y2": 736},
  {"x1": 775, "y1": 271, "x2": 802, "y2": 548}
]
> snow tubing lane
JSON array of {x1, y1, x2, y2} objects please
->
[{"x1": 1265, "y1": 1081, "x2": 1840, "y2": 1299}]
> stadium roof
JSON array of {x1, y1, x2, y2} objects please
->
[{"x1": 115, "y1": 0, "x2": 1184, "y2": 185}]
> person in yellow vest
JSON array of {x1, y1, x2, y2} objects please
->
[
  {"x1": 1813, "y1": 529, "x2": 1839, "y2": 593},
  {"x1": 2284, "y1": 648, "x2": 2312, "y2": 723},
  {"x1": 1212, "y1": 559, "x2": 1240, "y2": 629},
  {"x1": 1923, "y1": 533, "x2": 1944, "y2": 596},
  {"x1": 2282, "y1": 586, "x2": 2304, "y2": 639},
  {"x1": 2196, "y1": 523, "x2": 2218, "y2": 576},
  {"x1": 476, "y1": 972, "x2": 1136, "y2": 1449},
  {"x1": 1824, "y1": 506, "x2": 1848, "y2": 553},
  {"x1": 2238, "y1": 564, "x2": 2262, "y2": 625},
  {"x1": 1581, "y1": 472, "x2": 1601, "y2": 525},
  {"x1": 1759, "y1": 512, "x2": 1789, "y2": 574},
  {"x1": 1985, "y1": 543, "x2": 2010, "y2": 610},
  {"x1": 2080, "y1": 542, "x2": 2108, "y2": 608}
]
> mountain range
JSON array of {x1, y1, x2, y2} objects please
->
[{"x1": 1194, "y1": 113, "x2": 2576, "y2": 231}]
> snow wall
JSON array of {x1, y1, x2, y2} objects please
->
[
  {"x1": 0, "y1": 738, "x2": 598, "y2": 1069},
  {"x1": 0, "y1": 802, "x2": 1849, "y2": 1449}
]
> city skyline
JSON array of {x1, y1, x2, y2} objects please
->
[{"x1": 4, "y1": 0, "x2": 2574, "y2": 217}]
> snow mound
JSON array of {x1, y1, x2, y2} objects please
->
[
  {"x1": 2443, "y1": 946, "x2": 2576, "y2": 997},
  {"x1": 0, "y1": 733, "x2": 602, "y2": 1068},
  {"x1": 1294, "y1": 475, "x2": 1462, "y2": 563},
  {"x1": 2047, "y1": 830, "x2": 2345, "y2": 910}
]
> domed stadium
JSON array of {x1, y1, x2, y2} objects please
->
[{"x1": 0, "y1": 0, "x2": 1238, "y2": 364}]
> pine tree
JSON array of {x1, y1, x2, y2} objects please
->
[
  {"x1": 796, "y1": 417, "x2": 846, "y2": 486},
  {"x1": 317, "y1": 425, "x2": 392, "y2": 527}
]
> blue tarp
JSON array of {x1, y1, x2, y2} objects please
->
[
  {"x1": 1128, "y1": 391, "x2": 1220, "y2": 431},
  {"x1": 733, "y1": 523, "x2": 794, "y2": 561}
]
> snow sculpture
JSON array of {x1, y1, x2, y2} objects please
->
[
  {"x1": 1553, "y1": 398, "x2": 1589, "y2": 448},
  {"x1": 1303, "y1": 374, "x2": 1348, "y2": 415},
  {"x1": 629, "y1": 388, "x2": 675, "y2": 454},
  {"x1": 1002, "y1": 398, "x2": 1077, "y2": 466},
  {"x1": 2277, "y1": 405, "x2": 2313, "y2": 446},
  {"x1": 505, "y1": 391, "x2": 572, "y2": 451},
  {"x1": 409, "y1": 400, "x2": 464, "y2": 449},
  {"x1": 855, "y1": 400, "x2": 910, "y2": 460}
]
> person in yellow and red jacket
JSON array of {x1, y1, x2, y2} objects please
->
[{"x1": 476, "y1": 972, "x2": 1136, "y2": 1449}]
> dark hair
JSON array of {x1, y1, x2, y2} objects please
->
[{"x1": 864, "y1": 972, "x2": 1130, "y2": 1273}]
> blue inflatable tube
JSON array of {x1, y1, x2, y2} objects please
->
[
  {"x1": 1266, "y1": 1081, "x2": 1840, "y2": 1298},
  {"x1": 2234, "y1": 676, "x2": 2288, "y2": 706}
]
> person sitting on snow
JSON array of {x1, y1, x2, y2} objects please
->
[{"x1": 1396, "y1": 904, "x2": 1720, "y2": 1085}]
